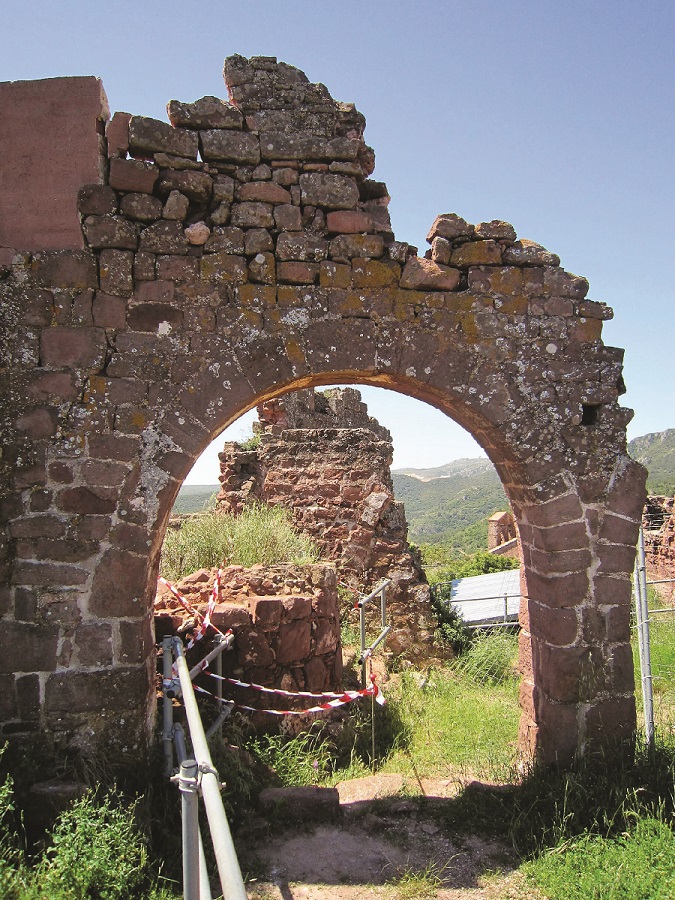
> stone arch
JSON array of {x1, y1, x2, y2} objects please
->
[{"x1": 0, "y1": 55, "x2": 646, "y2": 764}]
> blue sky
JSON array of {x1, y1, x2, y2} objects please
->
[{"x1": 5, "y1": 1, "x2": 673, "y2": 481}]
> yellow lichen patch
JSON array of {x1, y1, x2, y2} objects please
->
[
  {"x1": 319, "y1": 261, "x2": 352, "y2": 288},
  {"x1": 569, "y1": 317, "x2": 603, "y2": 343},
  {"x1": 458, "y1": 312, "x2": 480, "y2": 343},
  {"x1": 498, "y1": 295, "x2": 528, "y2": 316},
  {"x1": 276, "y1": 286, "x2": 304, "y2": 308},
  {"x1": 84, "y1": 376, "x2": 107, "y2": 401},
  {"x1": 487, "y1": 267, "x2": 524, "y2": 295},
  {"x1": 285, "y1": 338, "x2": 306, "y2": 368},
  {"x1": 351, "y1": 258, "x2": 400, "y2": 288},
  {"x1": 237, "y1": 284, "x2": 276, "y2": 309}
]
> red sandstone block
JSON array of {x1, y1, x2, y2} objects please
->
[
  {"x1": 99, "y1": 249, "x2": 134, "y2": 296},
  {"x1": 9, "y1": 515, "x2": 67, "y2": 539},
  {"x1": 605, "y1": 603, "x2": 632, "y2": 641},
  {"x1": 200, "y1": 252, "x2": 247, "y2": 285},
  {"x1": 237, "y1": 181, "x2": 292, "y2": 203},
  {"x1": 32, "y1": 250, "x2": 97, "y2": 289},
  {"x1": 524, "y1": 569, "x2": 590, "y2": 610},
  {"x1": 329, "y1": 234, "x2": 384, "y2": 261},
  {"x1": 92, "y1": 292, "x2": 127, "y2": 329},
  {"x1": 80, "y1": 460, "x2": 129, "y2": 487},
  {"x1": 109, "y1": 157, "x2": 159, "y2": 193},
  {"x1": 40, "y1": 326, "x2": 107, "y2": 370},
  {"x1": 139, "y1": 221, "x2": 189, "y2": 255},
  {"x1": 236, "y1": 629, "x2": 275, "y2": 667},
  {"x1": 299, "y1": 173, "x2": 359, "y2": 209},
  {"x1": 156, "y1": 255, "x2": 199, "y2": 283},
  {"x1": 451, "y1": 240, "x2": 502, "y2": 267},
  {"x1": 78, "y1": 185, "x2": 117, "y2": 217},
  {"x1": 88, "y1": 434, "x2": 140, "y2": 461},
  {"x1": 250, "y1": 597, "x2": 282, "y2": 627},
  {"x1": 120, "y1": 192, "x2": 163, "y2": 222},
  {"x1": 606, "y1": 459, "x2": 648, "y2": 519},
  {"x1": 525, "y1": 493, "x2": 584, "y2": 528},
  {"x1": 0, "y1": 76, "x2": 108, "y2": 251},
  {"x1": 57, "y1": 486, "x2": 118, "y2": 516},
  {"x1": 276, "y1": 621, "x2": 311, "y2": 665},
  {"x1": 89, "y1": 550, "x2": 148, "y2": 617},
  {"x1": 157, "y1": 170, "x2": 213, "y2": 203},
  {"x1": 527, "y1": 599, "x2": 579, "y2": 646},
  {"x1": 0, "y1": 621, "x2": 59, "y2": 673},
  {"x1": 200, "y1": 130, "x2": 260, "y2": 164},
  {"x1": 129, "y1": 115, "x2": 198, "y2": 159},
  {"x1": 584, "y1": 695, "x2": 636, "y2": 749},
  {"x1": 596, "y1": 542, "x2": 637, "y2": 576},
  {"x1": 534, "y1": 695, "x2": 580, "y2": 766},
  {"x1": 530, "y1": 521, "x2": 588, "y2": 552},
  {"x1": 277, "y1": 261, "x2": 318, "y2": 284},
  {"x1": 326, "y1": 210, "x2": 373, "y2": 234},
  {"x1": 528, "y1": 546, "x2": 592, "y2": 575},
  {"x1": 44, "y1": 667, "x2": 147, "y2": 714},
  {"x1": 274, "y1": 204, "x2": 302, "y2": 231},
  {"x1": 83, "y1": 215, "x2": 138, "y2": 250},
  {"x1": 75, "y1": 622, "x2": 113, "y2": 667},
  {"x1": 11, "y1": 560, "x2": 89, "y2": 588},
  {"x1": 14, "y1": 407, "x2": 58, "y2": 440},
  {"x1": 118, "y1": 618, "x2": 153, "y2": 666},
  {"x1": 535, "y1": 640, "x2": 604, "y2": 703},
  {"x1": 426, "y1": 213, "x2": 473, "y2": 243},
  {"x1": 106, "y1": 111, "x2": 131, "y2": 158},
  {"x1": 400, "y1": 257, "x2": 460, "y2": 291}
]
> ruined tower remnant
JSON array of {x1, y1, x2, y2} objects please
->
[
  {"x1": 0, "y1": 54, "x2": 646, "y2": 764},
  {"x1": 216, "y1": 387, "x2": 436, "y2": 658}
]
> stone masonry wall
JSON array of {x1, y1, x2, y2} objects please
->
[
  {"x1": 643, "y1": 496, "x2": 675, "y2": 601},
  {"x1": 216, "y1": 388, "x2": 437, "y2": 659},
  {"x1": 155, "y1": 563, "x2": 342, "y2": 696},
  {"x1": 0, "y1": 54, "x2": 647, "y2": 765}
]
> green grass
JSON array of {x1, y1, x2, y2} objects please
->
[
  {"x1": 378, "y1": 666, "x2": 520, "y2": 779},
  {"x1": 524, "y1": 816, "x2": 675, "y2": 899},
  {"x1": 160, "y1": 502, "x2": 319, "y2": 581}
]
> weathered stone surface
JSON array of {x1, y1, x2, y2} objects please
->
[
  {"x1": 78, "y1": 185, "x2": 117, "y2": 217},
  {"x1": 40, "y1": 326, "x2": 107, "y2": 370},
  {"x1": 157, "y1": 170, "x2": 213, "y2": 203},
  {"x1": 185, "y1": 222, "x2": 210, "y2": 246},
  {"x1": 426, "y1": 213, "x2": 473, "y2": 242},
  {"x1": 277, "y1": 232, "x2": 328, "y2": 262},
  {"x1": 162, "y1": 191, "x2": 190, "y2": 221},
  {"x1": 139, "y1": 221, "x2": 189, "y2": 255},
  {"x1": 503, "y1": 239, "x2": 561, "y2": 267},
  {"x1": 109, "y1": 158, "x2": 159, "y2": 193},
  {"x1": 120, "y1": 193, "x2": 163, "y2": 222},
  {"x1": 230, "y1": 202, "x2": 275, "y2": 229},
  {"x1": 299, "y1": 173, "x2": 359, "y2": 209},
  {"x1": 167, "y1": 96, "x2": 243, "y2": 129},
  {"x1": 451, "y1": 240, "x2": 502, "y2": 266},
  {"x1": 82, "y1": 216, "x2": 137, "y2": 250},
  {"x1": 200, "y1": 130, "x2": 260, "y2": 164},
  {"x1": 329, "y1": 234, "x2": 384, "y2": 260},
  {"x1": 129, "y1": 115, "x2": 198, "y2": 159},
  {"x1": 237, "y1": 181, "x2": 292, "y2": 203},
  {"x1": 260, "y1": 133, "x2": 359, "y2": 161},
  {"x1": 400, "y1": 257, "x2": 461, "y2": 290},
  {"x1": 474, "y1": 220, "x2": 517, "y2": 241}
]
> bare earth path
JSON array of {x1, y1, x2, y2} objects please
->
[{"x1": 236, "y1": 775, "x2": 546, "y2": 900}]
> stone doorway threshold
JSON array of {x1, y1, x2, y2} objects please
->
[{"x1": 236, "y1": 775, "x2": 543, "y2": 899}]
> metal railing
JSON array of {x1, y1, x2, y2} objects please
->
[
  {"x1": 162, "y1": 635, "x2": 247, "y2": 900},
  {"x1": 430, "y1": 582, "x2": 520, "y2": 629},
  {"x1": 356, "y1": 579, "x2": 391, "y2": 686}
]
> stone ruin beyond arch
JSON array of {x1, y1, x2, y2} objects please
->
[{"x1": 0, "y1": 55, "x2": 647, "y2": 765}]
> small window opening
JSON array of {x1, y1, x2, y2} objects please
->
[{"x1": 581, "y1": 404, "x2": 600, "y2": 426}]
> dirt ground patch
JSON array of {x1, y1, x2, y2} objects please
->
[{"x1": 236, "y1": 776, "x2": 544, "y2": 900}]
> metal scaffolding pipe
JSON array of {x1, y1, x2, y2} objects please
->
[
  {"x1": 634, "y1": 528, "x2": 654, "y2": 744},
  {"x1": 173, "y1": 638, "x2": 247, "y2": 900},
  {"x1": 162, "y1": 636, "x2": 175, "y2": 777}
]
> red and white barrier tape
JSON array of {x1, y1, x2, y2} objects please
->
[
  {"x1": 193, "y1": 674, "x2": 385, "y2": 717},
  {"x1": 158, "y1": 570, "x2": 222, "y2": 649},
  {"x1": 201, "y1": 669, "x2": 375, "y2": 701}
]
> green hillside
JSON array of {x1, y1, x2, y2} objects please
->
[
  {"x1": 392, "y1": 458, "x2": 508, "y2": 549},
  {"x1": 628, "y1": 430, "x2": 675, "y2": 495},
  {"x1": 172, "y1": 484, "x2": 219, "y2": 515}
]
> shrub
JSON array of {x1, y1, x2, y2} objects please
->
[
  {"x1": 160, "y1": 503, "x2": 319, "y2": 581},
  {"x1": 36, "y1": 790, "x2": 149, "y2": 900}
]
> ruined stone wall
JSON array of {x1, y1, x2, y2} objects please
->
[
  {"x1": 155, "y1": 563, "x2": 342, "y2": 694},
  {"x1": 643, "y1": 496, "x2": 675, "y2": 601},
  {"x1": 215, "y1": 388, "x2": 436, "y2": 659},
  {"x1": 0, "y1": 54, "x2": 647, "y2": 764}
]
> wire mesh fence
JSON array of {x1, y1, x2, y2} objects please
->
[{"x1": 632, "y1": 527, "x2": 675, "y2": 740}]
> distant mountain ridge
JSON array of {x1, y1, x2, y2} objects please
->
[
  {"x1": 628, "y1": 429, "x2": 675, "y2": 495},
  {"x1": 173, "y1": 430, "x2": 675, "y2": 550}
]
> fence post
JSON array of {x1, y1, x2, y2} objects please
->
[
  {"x1": 178, "y1": 759, "x2": 201, "y2": 900},
  {"x1": 633, "y1": 527, "x2": 654, "y2": 744},
  {"x1": 162, "y1": 636, "x2": 175, "y2": 777}
]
